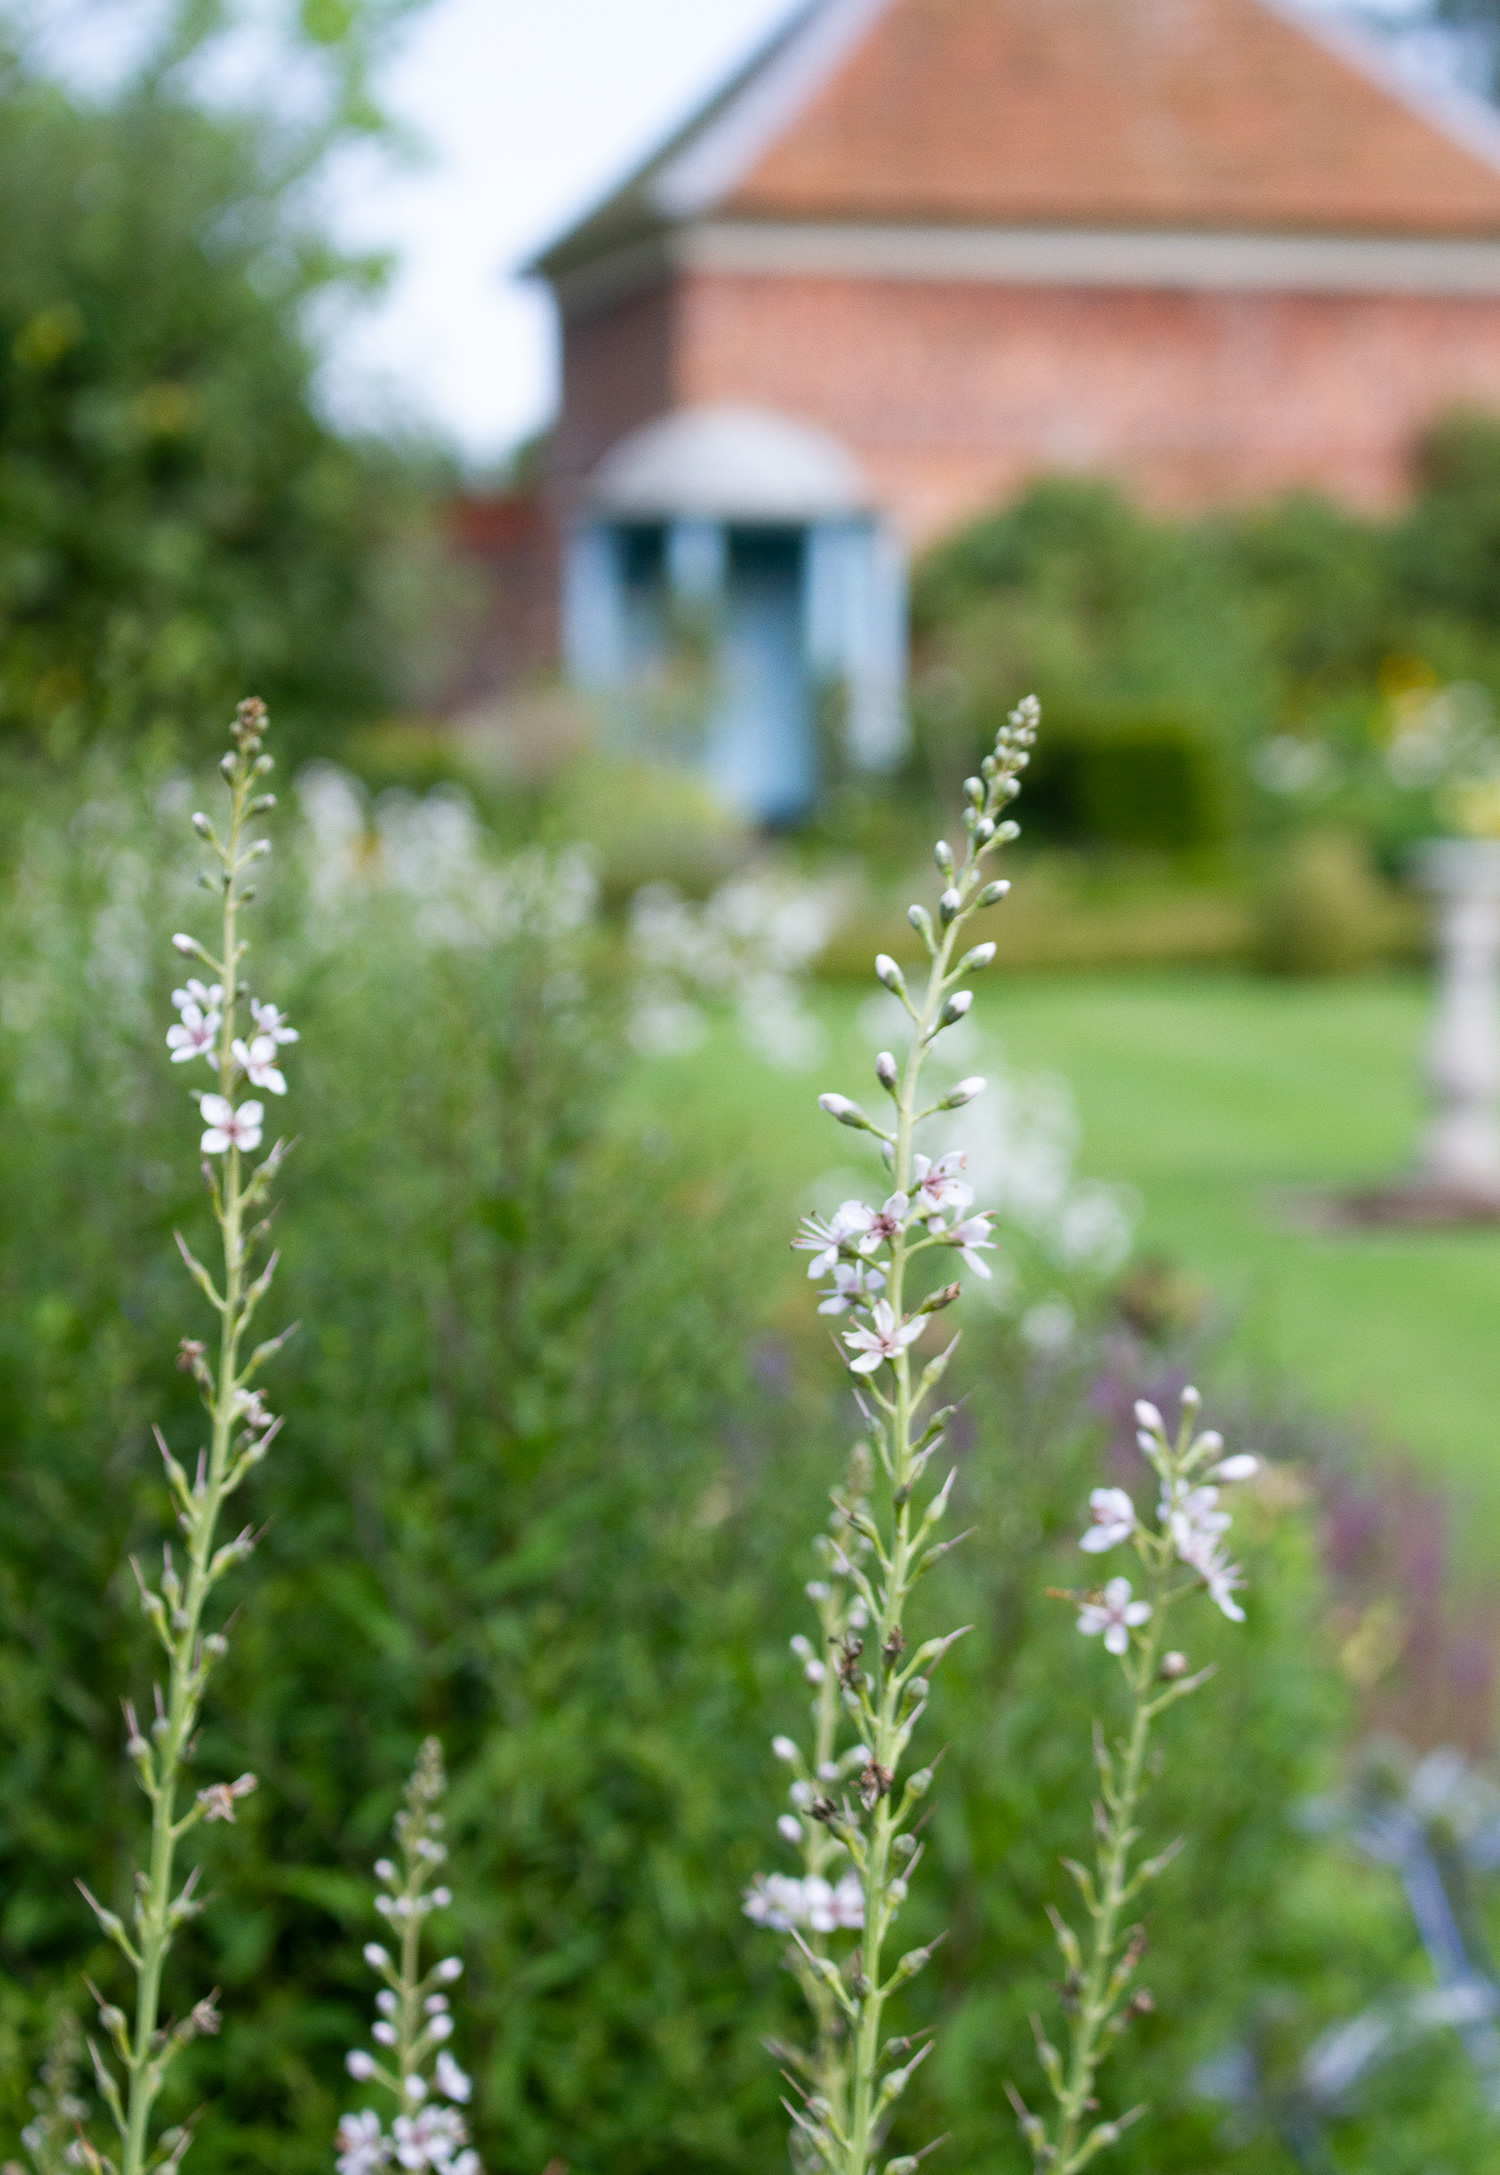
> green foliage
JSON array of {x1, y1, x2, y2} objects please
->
[
  {"x1": 913, "y1": 421, "x2": 1500, "y2": 866},
  {"x1": 0, "y1": 10, "x2": 444, "y2": 763},
  {"x1": 0, "y1": 759, "x2": 1491, "y2": 2175},
  {"x1": 1253, "y1": 828, "x2": 1398, "y2": 978}
]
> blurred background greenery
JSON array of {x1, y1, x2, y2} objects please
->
[{"x1": 4, "y1": 4, "x2": 1500, "y2": 2172}]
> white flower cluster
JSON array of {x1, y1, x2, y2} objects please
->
[
  {"x1": 1073, "y1": 1393, "x2": 1260, "y2": 1655},
  {"x1": 167, "y1": 968, "x2": 298, "y2": 1157},
  {"x1": 793, "y1": 1145, "x2": 994, "y2": 1373},
  {"x1": 296, "y1": 766, "x2": 597, "y2": 952},
  {"x1": 628, "y1": 870, "x2": 848, "y2": 1068},
  {"x1": 742, "y1": 1870, "x2": 865, "y2": 1933},
  {"x1": 338, "y1": 1741, "x2": 479, "y2": 2175}
]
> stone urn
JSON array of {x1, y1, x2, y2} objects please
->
[{"x1": 1410, "y1": 837, "x2": 1500, "y2": 1210}]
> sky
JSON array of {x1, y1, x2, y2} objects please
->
[{"x1": 320, "y1": 0, "x2": 804, "y2": 467}]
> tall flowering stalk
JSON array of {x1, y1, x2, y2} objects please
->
[
  {"x1": 78, "y1": 699, "x2": 295, "y2": 2175},
  {"x1": 336, "y1": 1740, "x2": 479, "y2": 2175},
  {"x1": 744, "y1": 698, "x2": 1040, "y2": 2175},
  {"x1": 1008, "y1": 1390, "x2": 1258, "y2": 2171}
]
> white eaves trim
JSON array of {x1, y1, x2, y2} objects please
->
[
  {"x1": 682, "y1": 219, "x2": 1500, "y2": 294},
  {"x1": 649, "y1": 0, "x2": 899, "y2": 221}
]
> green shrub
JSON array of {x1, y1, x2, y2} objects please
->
[
  {"x1": 1024, "y1": 704, "x2": 1232, "y2": 852},
  {"x1": 1253, "y1": 829, "x2": 1399, "y2": 977}
]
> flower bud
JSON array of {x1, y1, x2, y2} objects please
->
[
  {"x1": 436, "y1": 1957, "x2": 463, "y2": 1982},
  {"x1": 772, "y1": 1735, "x2": 798, "y2": 1763},
  {"x1": 818, "y1": 1093, "x2": 872, "y2": 1130},
  {"x1": 976, "y1": 879, "x2": 1010, "y2": 907},
  {"x1": 363, "y1": 1943, "x2": 390, "y2": 1970},
  {"x1": 1182, "y1": 1383, "x2": 1201, "y2": 1409},
  {"x1": 994, "y1": 818, "x2": 1020, "y2": 840},
  {"x1": 191, "y1": 813, "x2": 213, "y2": 838},
  {"x1": 907, "y1": 903, "x2": 935, "y2": 948},
  {"x1": 939, "y1": 1075, "x2": 986, "y2": 1109},
  {"x1": 934, "y1": 840, "x2": 954, "y2": 875},
  {"x1": 1133, "y1": 1399, "x2": 1163, "y2": 1432},
  {"x1": 874, "y1": 954, "x2": 905, "y2": 994},
  {"x1": 346, "y1": 2052, "x2": 377, "y2": 2080},
  {"x1": 958, "y1": 942, "x2": 996, "y2": 972},
  {"x1": 875, "y1": 1050, "x2": 898, "y2": 1093},
  {"x1": 372, "y1": 2022, "x2": 397, "y2": 2047},
  {"x1": 963, "y1": 776, "x2": 984, "y2": 806},
  {"x1": 939, "y1": 991, "x2": 972, "y2": 1026},
  {"x1": 1161, "y1": 1652, "x2": 1189, "y2": 1679},
  {"x1": 171, "y1": 933, "x2": 198, "y2": 954},
  {"x1": 905, "y1": 1767, "x2": 933, "y2": 1799},
  {"x1": 937, "y1": 888, "x2": 962, "y2": 924},
  {"x1": 777, "y1": 1814, "x2": 802, "y2": 1843},
  {"x1": 1211, "y1": 1453, "x2": 1259, "y2": 1482}
]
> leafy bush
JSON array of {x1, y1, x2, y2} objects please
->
[{"x1": 912, "y1": 419, "x2": 1500, "y2": 875}]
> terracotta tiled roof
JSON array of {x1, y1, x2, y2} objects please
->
[{"x1": 717, "y1": 0, "x2": 1500, "y2": 239}]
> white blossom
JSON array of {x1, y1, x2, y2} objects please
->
[
  {"x1": 1178, "y1": 1531, "x2": 1248, "y2": 1622},
  {"x1": 1076, "y1": 1577, "x2": 1151, "y2": 1656},
  {"x1": 346, "y1": 2052, "x2": 378, "y2": 2081},
  {"x1": 336, "y1": 2110, "x2": 391, "y2": 2175},
  {"x1": 742, "y1": 1870, "x2": 865, "y2": 1933},
  {"x1": 771, "y1": 1735, "x2": 798, "y2": 1763},
  {"x1": 778, "y1": 1813, "x2": 803, "y2": 1843},
  {"x1": 1079, "y1": 1487, "x2": 1136, "y2": 1554},
  {"x1": 842, "y1": 1299, "x2": 925, "y2": 1375},
  {"x1": 392, "y1": 2103, "x2": 468, "y2": 2171},
  {"x1": 232, "y1": 1033, "x2": 287, "y2": 1095},
  {"x1": 863, "y1": 1192, "x2": 910, "y2": 1246},
  {"x1": 199, "y1": 1095, "x2": 263, "y2": 1155},
  {"x1": 911, "y1": 1150, "x2": 973, "y2": 1217},
  {"x1": 172, "y1": 978, "x2": 222, "y2": 1014},
  {"x1": 816, "y1": 1260, "x2": 887, "y2": 1315},
  {"x1": 944, "y1": 1212, "x2": 996, "y2": 1276},
  {"x1": 1165, "y1": 1485, "x2": 1231, "y2": 1559},
  {"x1": 1134, "y1": 1399, "x2": 1164, "y2": 1433},
  {"x1": 792, "y1": 1200, "x2": 877, "y2": 1278},
  {"x1": 250, "y1": 998, "x2": 298, "y2": 1045},
  {"x1": 166, "y1": 1002, "x2": 220, "y2": 1064}
]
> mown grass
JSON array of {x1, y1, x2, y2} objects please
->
[{"x1": 621, "y1": 968, "x2": 1500, "y2": 1567}]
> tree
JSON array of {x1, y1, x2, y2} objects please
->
[{"x1": 0, "y1": 0, "x2": 443, "y2": 761}]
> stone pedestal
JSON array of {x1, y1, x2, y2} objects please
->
[{"x1": 1411, "y1": 838, "x2": 1500, "y2": 1209}]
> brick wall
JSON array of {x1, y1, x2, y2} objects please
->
[
  {"x1": 629, "y1": 266, "x2": 1500, "y2": 541},
  {"x1": 554, "y1": 281, "x2": 679, "y2": 497}
]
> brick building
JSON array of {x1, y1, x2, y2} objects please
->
[{"x1": 523, "y1": 0, "x2": 1500, "y2": 819}]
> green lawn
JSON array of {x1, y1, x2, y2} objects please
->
[{"x1": 624, "y1": 969, "x2": 1500, "y2": 1565}]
